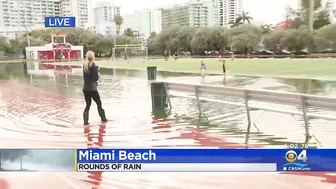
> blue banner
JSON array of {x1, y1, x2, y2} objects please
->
[
  {"x1": 45, "y1": 17, "x2": 76, "y2": 27},
  {"x1": 76, "y1": 149, "x2": 336, "y2": 172}
]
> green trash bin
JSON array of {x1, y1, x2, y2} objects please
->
[
  {"x1": 150, "y1": 82, "x2": 168, "y2": 109},
  {"x1": 152, "y1": 108, "x2": 168, "y2": 119},
  {"x1": 147, "y1": 66, "x2": 157, "y2": 80}
]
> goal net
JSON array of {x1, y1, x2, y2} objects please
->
[{"x1": 112, "y1": 44, "x2": 148, "y2": 62}]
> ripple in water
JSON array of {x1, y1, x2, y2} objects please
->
[{"x1": 0, "y1": 74, "x2": 336, "y2": 188}]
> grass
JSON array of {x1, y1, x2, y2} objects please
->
[
  {"x1": 2, "y1": 58, "x2": 336, "y2": 79},
  {"x1": 95, "y1": 58, "x2": 336, "y2": 79}
]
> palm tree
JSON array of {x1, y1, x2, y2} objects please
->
[
  {"x1": 114, "y1": 15, "x2": 123, "y2": 35},
  {"x1": 230, "y1": 17, "x2": 242, "y2": 28},
  {"x1": 237, "y1": 11, "x2": 253, "y2": 24},
  {"x1": 261, "y1": 24, "x2": 274, "y2": 34},
  {"x1": 123, "y1": 28, "x2": 134, "y2": 37}
]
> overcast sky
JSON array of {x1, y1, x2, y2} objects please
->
[{"x1": 96, "y1": 0, "x2": 299, "y2": 24}]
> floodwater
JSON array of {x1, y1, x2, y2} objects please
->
[{"x1": 0, "y1": 65, "x2": 336, "y2": 189}]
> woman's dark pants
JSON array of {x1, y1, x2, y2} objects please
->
[{"x1": 83, "y1": 91, "x2": 107, "y2": 125}]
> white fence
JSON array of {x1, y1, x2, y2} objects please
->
[{"x1": 162, "y1": 82, "x2": 336, "y2": 143}]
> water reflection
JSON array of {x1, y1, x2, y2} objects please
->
[
  {"x1": 152, "y1": 108, "x2": 169, "y2": 119},
  {"x1": 222, "y1": 76, "x2": 227, "y2": 85},
  {"x1": 83, "y1": 125, "x2": 106, "y2": 188},
  {"x1": 285, "y1": 79, "x2": 327, "y2": 94},
  {"x1": 1, "y1": 67, "x2": 336, "y2": 187}
]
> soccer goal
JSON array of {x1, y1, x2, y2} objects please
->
[{"x1": 112, "y1": 44, "x2": 148, "y2": 62}]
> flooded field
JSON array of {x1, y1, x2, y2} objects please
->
[{"x1": 0, "y1": 64, "x2": 336, "y2": 188}]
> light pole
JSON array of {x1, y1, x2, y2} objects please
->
[
  {"x1": 23, "y1": 26, "x2": 31, "y2": 47},
  {"x1": 308, "y1": 0, "x2": 314, "y2": 32},
  {"x1": 112, "y1": 25, "x2": 117, "y2": 76},
  {"x1": 308, "y1": 0, "x2": 314, "y2": 53}
]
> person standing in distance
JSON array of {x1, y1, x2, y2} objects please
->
[
  {"x1": 222, "y1": 59, "x2": 226, "y2": 77},
  {"x1": 164, "y1": 49, "x2": 168, "y2": 61},
  {"x1": 200, "y1": 60, "x2": 206, "y2": 79},
  {"x1": 82, "y1": 51, "x2": 107, "y2": 125},
  {"x1": 222, "y1": 59, "x2": 227, "y2": 84}
]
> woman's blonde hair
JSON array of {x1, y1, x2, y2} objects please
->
[{"x1": 83, "y1": 51, "x2": 95, "y2": 73}]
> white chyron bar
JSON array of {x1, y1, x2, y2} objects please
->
[{"x1": 77, "y1": 163, "x2": 277, "y2": 172}]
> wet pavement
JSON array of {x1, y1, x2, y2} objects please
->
[{"x1": 0, "y1": 68, "x2": 336, "y2": 188}]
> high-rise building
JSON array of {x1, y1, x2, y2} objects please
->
[
  {"x1": 217, "y1": 0, "x2": 243, "y2": 26},
  {"x1": 161, "y1": 5, "x2": 190, "y2": 29},
  {"x1": 86, "y1": 1, "x2": 120, "y2": 36},
  {"x1": 0, "y1": 0, "x2": 61, "y2": 27},
  {"x1": 0, "y1": 0, "x2": 92, "y2": 28},
  {"x1": 59, "y1": 0, "x2": 93, "y2": 28},
  {"x1": 161, "y1": 0, "x2": 217, "y2": 29},
  {"x1": 162, "y1": 1, "x2": 209, "y2": 29},
  {"x1": 93, "y1": 1, "x2": 120, "y2": 24},
  {"x1": 122, "y1": 8, "x2": 162, "y2": 39}
]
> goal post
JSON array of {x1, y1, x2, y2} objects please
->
[{"x1": 112, "y1": 43, "x2": 148, "y2": 62}]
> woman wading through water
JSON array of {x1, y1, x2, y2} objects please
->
[{"x1": 82, "y1": 51, "x2": 107, "y2": 125}]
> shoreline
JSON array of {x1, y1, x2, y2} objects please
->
[{"x1": 2, "y1": 59, "x2": 336, "y2": 81}]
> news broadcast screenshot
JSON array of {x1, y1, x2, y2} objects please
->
[{"x1": 1, "y1": 1, "x2": 336, "y2": 188}]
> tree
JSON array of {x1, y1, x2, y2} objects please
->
[
  {"x1": 286, "y1": 0, "x2": 329, "y2": 30},
  {"x1": 176, "y1": 26, "x2": 197, "y2": 53},
  {"x1": 4, "y1": 39, "x2": 22, "y2": 54},
  {"x1": 15, "y1": 28, "x2": 113, "y2": 56},
  {"x1": 191, "y1": 27, "x2": 213, "y2": 53},
  {"x1": 153, "y1": 27, "x2": 180, "y2": 54},
  {"x1": 92, "y1": 35, "x2": 113, "y2": 57},
  {"x1": 114, "y1": 15, "x2": 123, "y2": 35},
  {"x1": 291, "y1": 17, "x2": 305, "y2": 29},
  {"x1": 263, "y1": 30, "x2": 286, "y2": 51},
  {"x1": 280, "y1": 27, "x2": 315, "y2": 51},
  {"x1": 62, "y1": 28, "x2": 97, "y2": 53},
  {"x1": 190, "y1": 27, "x2": 229, "y2": 54},
  {"x1": 18, "y1": 36, "x2": 47, "y2": 47},
  {"x1": 228, "y1": 24, "x2": 263, "y2": 52},
  {"x1": 313, "y1": 10, "x2": 331, "y2": 30},
  {"x1": 115, "y1": 35, "x2": 140, "y2": 45},
  {"x1": 237, "y1": 11, "x2": 253, "y2": 24},
  {"x1": 300, "y1": 0, "x2": 322, "y2": 11},
  {"x1": 260, "y1": 24, "x2": 274, "y2": 34},
  {"x1": 208, "y1": 27, "x2": 229, "y2": 52},
  {"x1": 314, "y1": 24, "x2": 336, "y2": 50},
  {"x1": 148, "y1": 32, "x2": 157, "y2": 39},
  {"x1": 0, "y1": 36, "x2": 8, "y2": 52},
  {"x1": 113, "y1": 35, "x2": 141, "y2": 57},
  {"x1": 285, "y1": 5, "x2": 301, "y2": 18},
  {"x1": 123, "y1": 28, "x2": 134, "y2": 38},
  {"x1": 147, "y1": 35, "x2": 165, "y2": 55}
]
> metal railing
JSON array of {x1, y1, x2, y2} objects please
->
[{"x1": 163, "y1": 82, "x2": 336, "y2": 143}]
